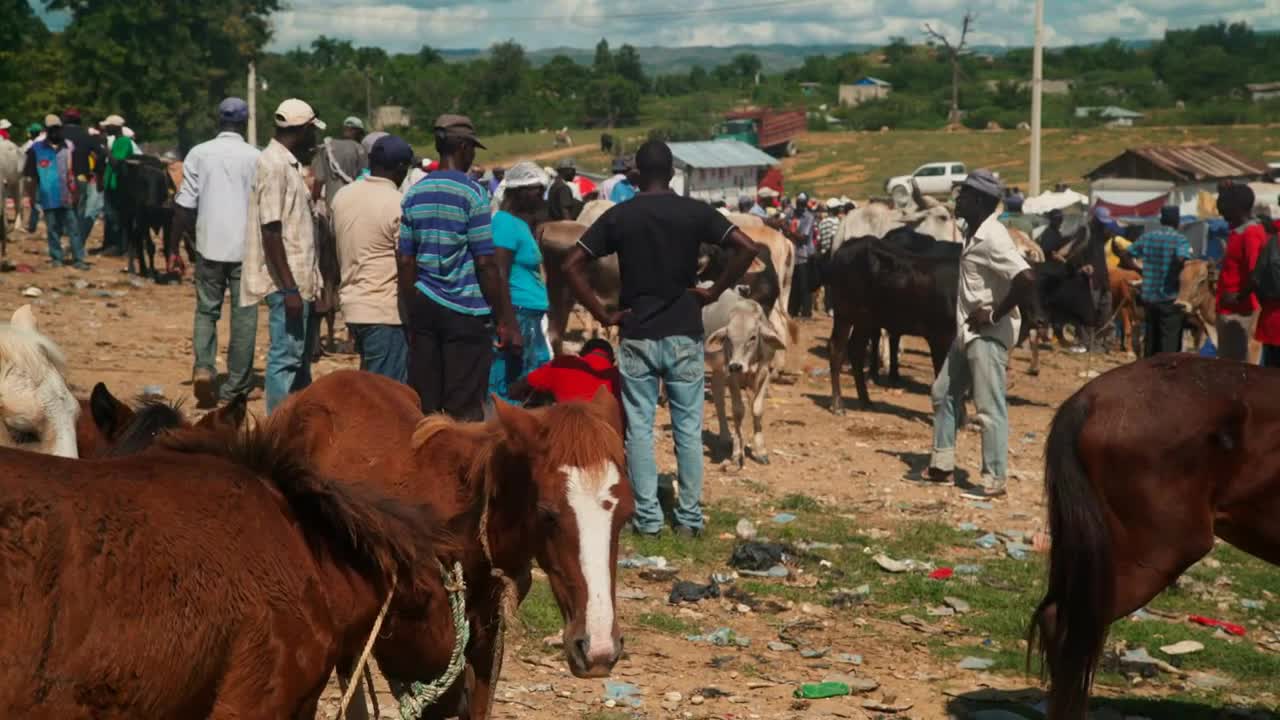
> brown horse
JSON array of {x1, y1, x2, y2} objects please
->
[
  {"x1": 0, "y1": 415, "x2": 452, "y2": 718},
  {"x1": 276, "y1": 370, "x2": 633, "y2": 719},
  {"x1": 1031, "y1": 356, "x2": 1280, "y2": 720},
  {"x1": 75, "y1": 381, "x2": 247, "y2": 457}
]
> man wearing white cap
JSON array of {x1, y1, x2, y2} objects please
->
[
  {"x1": 926, "y1": 169, "x2": 1034, "y2": 499},
  {"x1": 240, "y1": 98, "x2": 325, "y2": 412},
  {"x1": 170, "y1": 97, "x2": 261, "y2": 408},
  {"x1": 22, "y1": 114, "x2": 82, "y2": 268},
  {"x1": 100, "y1": 113, "x2": 138, "y2": 256}
]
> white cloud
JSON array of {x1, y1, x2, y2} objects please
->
[{"x1": 245, "y1": 0, "x2": 1280, "y2": 52}]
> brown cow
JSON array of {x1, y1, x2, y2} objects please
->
[
  {"x1": 1110, "y1": 267, "x2": 1142, "y2": 357},
  {"x1": 1176, "y1": 259, "x2": 1262, "y2": 361}
]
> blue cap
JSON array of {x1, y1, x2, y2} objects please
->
[
  {"x1": 370, "y1": 134, "x2": 414, "y2": 167},
  {"x1": 218, "y1": 97, "x2": 249, "y2": 123}
]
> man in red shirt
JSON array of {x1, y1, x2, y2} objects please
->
[
  {"x1": 522, "y1": 338, "x2": 621, "y2": 405},
  {"x1": 1217, "y1": 185, "x2": 1271, "y2": 363}
]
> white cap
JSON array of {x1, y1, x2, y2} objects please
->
[
  {"x1": 826, "y1": 198, "x2": 842, "y2": 209},
  {"x1": 273, "y1": 99, "x2": 326, "y2": 130},
  {"x1": 505, "y1": 161, "x2": 547, "y2": 189},
  {"x1": 758, "y1": 187, "x2": 778, "y2": 199},
  {"x1": 0, "y1": 119, "x2": 10, "y2": 130},
  {"x1": 99, "y1": 114, "x2": 125, "y2": 127}
]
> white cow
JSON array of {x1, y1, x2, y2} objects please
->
[
  {"x1": 833, "y1": 198, "x2": 960, "y2": 255},
  {"x1": 703, "y1": 289, "x2": 784, "y2": 470}
]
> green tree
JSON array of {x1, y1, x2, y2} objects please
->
[
  {"x1": 584, "y1": 76, "x2": 639, "y2": 127},
  {"x1": 416, "y1": 45, "x2": 442, "y2": 66},
  {"x1": 730, "y1": 53, "x2": 762, "y2": 84},
  {"x1": 593, "y1": 38, "x2": 612, "y2": 76},
  {"x1": 614, "y1": 44, "x2": 647, "y2": 91}
]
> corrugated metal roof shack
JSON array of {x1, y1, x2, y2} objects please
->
[
  {"x1": 668, "y1": 140, "x2": 780, "y2": 204},
  {"x1": 1085, "y1": 144, "x2": 1268, "y2": 217}
]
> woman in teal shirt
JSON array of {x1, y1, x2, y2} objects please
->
[{"x1": 489, "y1": 161, "x2": 552, "y2": 402}]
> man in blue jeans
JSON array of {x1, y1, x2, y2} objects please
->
[
  {"x1": 239, "y1": 99, "x2": 325, "y2": 412},
  {"x1": 564, "y1": 140, "x2": 757, "y2": 538},
  {"x1": 22, "y1": 114, "x2": 85, "y2": 269}
]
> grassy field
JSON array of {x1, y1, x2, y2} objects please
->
[
  {"x1": 517, "y1": 494, "x2": 1280, "y2": 719},
  {"x1": 482, "y1": 123, "x2": 1279, "y2": 201}
]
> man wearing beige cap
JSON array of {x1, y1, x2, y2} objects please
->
[
  {"x1": 100, "y1": 113, "x2": 137, "y2": 256},
  {"x1": 240, "y1": 98, "x2": 325, "y2": 413},
  {"x1": 22, "y1": 114, "x2": 81, "y2": 268},
  {"x1": 398, "y1": 114, "x2": 520, "y2": 420}
]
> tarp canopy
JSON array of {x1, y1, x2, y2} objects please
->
[
  {"x1": 1022, "y1": 189, "x2": 1089, "y2": 214},
  {"x1": 1090, "y1": 178, "x2": 1173, "y2": 219}
]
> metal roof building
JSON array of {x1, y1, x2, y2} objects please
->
[
  {"x1": 1085, "y1": 144, "x2": 1269, "y2": 218},
  {"x1": 668, "y1": 140, "x2": 779, "y2": 203}
]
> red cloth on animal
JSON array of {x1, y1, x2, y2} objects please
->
[
  {"x1": 573, "y1": 175, "x2": 597, "y2": 198},
  {"x1": 525, "y1": 350, "x2": 622, "y2": 405},
  {"x1": 1216, "y1": 223, "x2": 1265, "y2": 316}
]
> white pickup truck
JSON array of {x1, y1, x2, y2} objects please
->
[{"x1": 885, "y1": 162, "x2": 969, "y2": 203}]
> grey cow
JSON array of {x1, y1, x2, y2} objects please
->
[{"x1": 702, "y1": 288, "x2": 785, "y2": 470}]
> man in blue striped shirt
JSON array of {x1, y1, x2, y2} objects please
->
[{"x1": 398, "y1": 114, "x2": 520, "y2": 420}]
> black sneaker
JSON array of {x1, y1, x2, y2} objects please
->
[
  {"x1": 673, "y1": 525, "x2": 703, "y2": 539},
  {"x1": 964, "y1": 485, "x2": 1008, "y2": 499}
]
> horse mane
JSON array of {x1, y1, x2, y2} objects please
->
[
  {"x1": 100, "y1": 396, "x2": 187, "y2": 458},
  {"x1": 0, "y1": 324, "x2": 69, "y2": 380},
  {"x1": 160, "y1": 419, "x2": 453, "y2": 596}
]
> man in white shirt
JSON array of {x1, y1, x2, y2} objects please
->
[
  {"x1": 598, "y1": 156, "x2": 628, "y2": 200},
  {"x1": 240, "y1": 98, "x2": 325, "y2": 413},
  {"x1": 332, "y1": 135, "x2": 412, "y2": 382},
  {"x1": 927, "y1": 169, "x2": 1034, "y2": 499},
  {"x1": 170, "y1": 98, "x2": 261, "y2": 408}
]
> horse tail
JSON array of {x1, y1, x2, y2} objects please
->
[
  {"x1": 161, "y1": 421, "x2": 456, "y2": 597},
  {"x1": 1029, "y1": 390, "x2": 1112, "y2": 720}
]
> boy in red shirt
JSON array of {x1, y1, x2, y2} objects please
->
[{"x1": 519, "y1": 339, "x2": 622, "y2": 405}]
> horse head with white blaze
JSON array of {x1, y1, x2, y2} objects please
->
[{"x1": 0, "y1": 305, "x2": 79, "y2": 457}]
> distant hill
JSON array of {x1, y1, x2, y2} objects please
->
[{"x1": 439, "y1": 43, "x2": 879, "y2": 75}]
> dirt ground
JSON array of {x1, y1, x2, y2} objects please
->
[{"x1": 0, "y1": 220, "x2": 1164, "y2": 719}]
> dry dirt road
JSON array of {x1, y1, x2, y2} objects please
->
[{"x1": 2, "y1": 223, "x2": 1137, "y2": 720}]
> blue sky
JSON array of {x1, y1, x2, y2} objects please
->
[{"x1": 32, "y1": 0, "x2": 1280, "y2": 52}]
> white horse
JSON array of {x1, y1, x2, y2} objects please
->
[{"x1": 0, "y1": 306, "x2": 80, "y2": 457}]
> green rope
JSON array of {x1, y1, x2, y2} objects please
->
[{"x1": 397, "y1": 561, "x2": 470, "y2": 719}]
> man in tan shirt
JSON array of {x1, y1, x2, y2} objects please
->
[
  {"x1": 332, "y1": 134, "x2": 413, "y2": 382},
  {"x1": 240, "y1": 98, "x2": 324, "y2": 412}
]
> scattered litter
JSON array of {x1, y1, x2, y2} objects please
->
[
  {"x1": 1187, "y1": 671, "x2": 1232, "y2": 690},
  {"x1": 141, "y1": 385, "x2": 165, "y2": 398},
  {"x1": 767, "y1": 641, "x2": 795, "y2": 652},
  {"x1": 21, "y1": 286, "x2": 41, "y2": 297},
  {"x1": 710, "y1": 572, "x2": 736, "y2": 585},
  {"x1": 1077, "y1": 370, "x2": 1101, "y2": 379},
  {"x1": 862, "y1": 699, "x2": 913, "y2": 713},
  {"x1": 1129, "y1": 608, "x2": 1155, "y2": 621},
  {"x1": 958, "y1": 522, "x2": 979, "y2": 532},
  {"x1": 617, "y1": 588, "x2": 648, "y2": 600},
  {"x1": 835, "y1": 653, "x2": 864, "y2": 665},
  {"x1": 692, "y1": 687, "x2": 730, "y2": 699},
  {"x1": 873, "y1": 553, "x2": 913, "y2": 573},
  {"x1": 966, "y1": 500, "x2": 995, "y2": 510},
  {"x1": 793, "y1": 682, "x2": 849, "y2": 700},
  {"x1": 800, "y1": 647, "x2": 829, "y2": 659},
  {"x1": 1120, "y1": 647, "x2": 1186, "y2": 676},
  {"x1": 831, "y1": 585, "x2": 870, "y2": 608},
  {"x1": 72, "y1": 279, "x2": 90, "y2": 290},
  {"x1": 943, "y1": 596, "x2": 971, "y2": 614},
  {"x1": 669, "y1": 579, "x2": 720, "y2": 604},
  {"x1": 927, "y1": 606, "x2": 955, "y2": 617},
  {"x1": 729, "y1": 541, "x2": 791, "y2": 572},
  {"x1": 772, "y1": 512, "x2": 797, "y2": 524},
  {"x1": 639, "y1": 567, "x2": 680, "y2": 582},
  {"x1": 797, "y1": 540, "x2": 841, "y2": 551},
  {"x1": 619, "y1": 555, "x2": 667, "y2": 569},
  {"x1": 953, "y1": 564, "x2": 983, "y2": 575},
  {"x1": 735, "y1": 518, "x2": 757, "y2": 540},
  {"x1": 1189, "y1": 615, "x2": 1246, "y2": 636},
  {"x1": 1005, "y1": 542, "x2": 1032, "y2": 561},
  {"x1": 929, "y1": 567, "x2": 954, "y2": 581},
  {"x1": 899, "y1": 614, "x2": 936, "y2": 633},
  {"x1": 686, "y1": 627, "x2": 750, "y2": 647},
  {"x1": 603, "y1": 681, "x2": 643, "y2": 708},
  {"x1": 1241, "y1": 599, "x2": 1266, "y2": 610},
  {"x1": 1159, "y1": 640, "x2": 1204, "y2": 656},
  {"x1": 1022, "y1": 432, "x2": 1038, "y2": 442},
  {"x1": 958, "y1": 656, "x2": 995, "y2": 670},
  {"x1": 975, "y1": 533, "x2": 1001, "y2": 549},
  {"x1": 738, "y1": 564, "x2": 789, "y2": 578}
]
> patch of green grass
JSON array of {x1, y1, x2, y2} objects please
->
[
  {"x1": 738, "y1": 579, "x2": 823, "y2": 604},
  {"x1": 636, "y1": 612, "x2": 701, "y2": 637},
  {"x1": 778, "y1": 493, "x2": 822, "y2": 512},
  {"x1": 517, "y1": 578, "x2": 563, "y2": 638}
]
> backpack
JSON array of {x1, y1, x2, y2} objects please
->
[{"x1": 1250, "y1": 224, "x2": 1280, "y2": 302}]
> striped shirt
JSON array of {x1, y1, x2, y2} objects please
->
[
  {"x1": 818, "y1": 216, "x2": 840, "y2": 255},
  {"x1": 1129, "y1": 227, "x2": 1192, "y2": 303},
  {"x1": 399, "y1": 170, "x2": 494, "y2": 316}
]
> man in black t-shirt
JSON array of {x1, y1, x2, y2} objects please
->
[
  {"x1": 564, "y1": 140, "x2": 757, "y2": 538},
  {"x1": 59, "y1": 108, "x2": 104, "y2": 255}
]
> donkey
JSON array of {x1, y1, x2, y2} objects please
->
[
  {"x1": 0, "y1": 305, "x2": 80, "y2": 457},
  {"x1": 276, "y1": 370, "x2": 633, "y2": 719}
]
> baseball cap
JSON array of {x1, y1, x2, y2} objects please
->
[
  {"x1": 99, "y1": 114, "x2": 125, "y2": 127},
  {"x1": 343, "y1": 116, "x2": 365, "y2": 130},
  {"x1": 758, "y1": 187, "x2": 778, "y2": 199},
  {"x1": 62, "y1": 107, "x2": 81, "y2": 123},
  {"x1": 27, "y1": 122, "x2": 42, "y2": 134},
  {"x1": 961, "y1": 168, "x2": 1003, "y2": 199},
  {"x1": 44, "y1": 114, "x2": 62, "y2": 128},
  {"x1": 0, "y1": 119, "x2": 10, "y2": 130},
  {"x1": 218, "y1": 97, "x2": 249, "y2": 123},
  {"x1": 826, "y1": 197, "x2": 842, "y2": 209},
  {"x1": 433, "y1": 114, "x2": 486, "y2": 149},
  {"x1": 1092, "y1": 205, "x2": 1122, "y2": 233},
  {"x1": 505, "y1": 161, "x2": 547, "y2": 189},
  {"x1": 796, "y1": 191, "x2": 809, "y2": 202},
  {"x1": 556, "y1": 157, "x2": 576, "y2": 170},
  {"x1": 369, "y1": 134, "x2": 413, "y2": 167},
  {"x1": 273, "y1": 99, "x2": 325, "y2": 129}
]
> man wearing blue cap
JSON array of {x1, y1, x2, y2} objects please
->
[
  {"x1": 1126, "y1": 206, "x2": 1192, "y2": 356},
  {"x1": 1081, "y1": 205, "x2": 1121, "y2": 350},
  {"x1": 170, "y1": 97, "x2": 261, "y2": 408},
  {"x1": 331, "y1": 135, "x2": 414, "y2": 382}
]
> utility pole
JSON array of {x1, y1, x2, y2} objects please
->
[
  {"x1": 247, "y1": 60, "x2": 257, "y2": 146},
  {"x1": 1029, "y1": 0, "x2": 1045, "y2": 195},
  {"x1": 365, "y1": 69, "x2": 372, "y2": 130}
]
